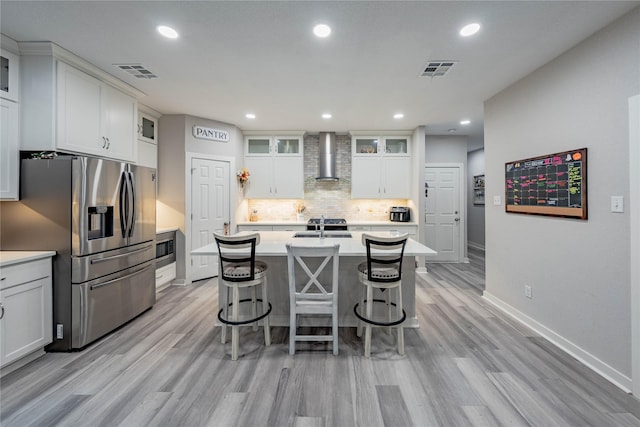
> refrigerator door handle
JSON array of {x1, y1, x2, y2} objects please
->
[
  {"x1": 128, "y1": 172, "x2": 136, "y2": 238},
  {"x1": 89, "y1": 244, "x2": 153, "y2": 263},
  {"x1": 89, "y1": 265, "x2": 153, "y2": 290},
  {"x1": 119, "y1": 171, "x2": 128, "y2": 238}
]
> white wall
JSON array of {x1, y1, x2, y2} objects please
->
[
  {"x1": 484, "y1": 7, "x2": 639, "y2": 391},
  {"x1": 467, "y1": 148, "x2": 485, "y2": 248}
]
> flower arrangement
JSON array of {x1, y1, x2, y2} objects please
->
[{"x1": 237, "y1": 167, "x2": 250, "y2": 187}]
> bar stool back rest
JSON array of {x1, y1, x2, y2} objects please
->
[
  {"x1": 362, "y1": 234, "x2": 407, "y2": 284},
  {"x1": 215, "y1": 233, "x2": 260, "y2": 283}
]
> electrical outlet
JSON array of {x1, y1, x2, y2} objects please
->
[
  {"x1": 56, "y1": 324, "x2": 64, "y2": 339},
  {"x1": 493, "y1": 195, "x2": 501, "y2": 205},
  {"x1": 611, "y1": 196, "x2": 624, "y2": 213},
  {"x1": 524, "y1": 285, "x2": 532, "y2": 299}
]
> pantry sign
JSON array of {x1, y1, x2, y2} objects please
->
[{"x1": 192, "y1": 125, "x2": 229, "y2": 142}]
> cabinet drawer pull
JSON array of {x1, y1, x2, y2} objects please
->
[{"x1": 0, "y1": 303, "x2": 4, "y2": 320}]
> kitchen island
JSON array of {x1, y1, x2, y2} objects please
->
[{"x1": 192, "y1": 231, "x2": 436, "y2": 328}]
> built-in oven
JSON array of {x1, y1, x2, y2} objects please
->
[{"x1": 156, "y1": 230, "x2": 176, "y2": 268}]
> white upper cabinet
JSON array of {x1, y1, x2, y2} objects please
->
[
  {"x1": 56, "y1": 62, "x2": 136, "y2": 161},
  {"x1": 19, "y1": 42, "x2": 143, "y2": 163},
  {"x1": 137, "y1": 110, "x2": 158, "y2": 145},
  {"x1": 1, "y1": 48, "x2": 19, "y2": 102},
  {"x1": 136, "y1": 105, "x2": 160, "y2": 169},
  {"x1": 0, "y1": 99, "x2": 19, "y2": 200},
  {"x1": 351, "y1": 133, "x2": 412, "y2": 199},
  {"x1": 244, "y1": 133, "x2": 304, "y2": 199},
  {"x1": 0, "y1": 43, "x2": 20, "y2": 200}
]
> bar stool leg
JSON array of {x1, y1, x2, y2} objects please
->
[
  {"x1": 386, "y1": 288, "x2": 392, "y2": 335},
  {"x1": 332, "y1": 294, "x2": 339, "y2": 355},
  {"x1": 357, "y1": 285, "x2": 366, "y2": 338},
  {"x1": 397, "y1": 284, "x2": 405, "y2": 356},
  {"x1": 231, "y1": 284, "x2": 240, "y2": 361},
  {"x1": 251, "y1": 286, "x2": 258, "y2": 332},
  {"x1": 364, "y1": 283, "x2": 373, "y2": 357},
  {"x1": 221, "y1": 284, "x2": 229, "y2": 344},
  {"x1": 262, "y1": 277, "x2": 271, "y2": 346}
]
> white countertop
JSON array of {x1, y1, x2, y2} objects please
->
[
  {"x1": 237, "y1": 220, "x2": 418, "y2": 226},
  {"x1": 192, "y1": 231, "x2": 436, "y2": 257},
  {"x1": 156, "y1": 226, "x2": 179, "y2": 234},
  {"x1": 0, "y1": 251, "x2": 56, "y2": 267}
]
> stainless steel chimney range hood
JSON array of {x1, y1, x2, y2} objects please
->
[{"x1": 316, "y1": 132, "x2": 339, "y2": 181}]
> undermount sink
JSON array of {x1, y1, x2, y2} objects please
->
[{"x1": 293, "y1": 231, "x2": 353, "y2": 238}]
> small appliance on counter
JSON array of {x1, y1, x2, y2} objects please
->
[{"x1": 389, "y1": 207, "x2": 411, "y2": 222}]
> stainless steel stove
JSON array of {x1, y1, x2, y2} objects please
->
[{"x1": 306, "y1": 218, "x2": 348, "y2": 231}]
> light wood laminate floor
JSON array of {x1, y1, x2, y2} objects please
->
[{"x1": 1, "y1": 247, "x2": 639, "y2": 426}]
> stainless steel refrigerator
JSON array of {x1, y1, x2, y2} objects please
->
[{"x1": 0, "y1": 155, "x2": 156, "y2": 351}]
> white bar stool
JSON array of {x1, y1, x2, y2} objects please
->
[
  {"x1": 354, "y1": 233, "x2": 408, "y2": 357},
  {"x1": 214, "y1": 232, "x2": 271, "y2": 361},
  {"x1": 286, "y1": 243, "x2": 340, "y2": 355}
]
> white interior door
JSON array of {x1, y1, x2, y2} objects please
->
[
  {"x1": 424, "y1": 165, "x2": 462, "y2": 262},
  {"x1": 191, "y1": 158, "x2": 230, "y2": 281}
]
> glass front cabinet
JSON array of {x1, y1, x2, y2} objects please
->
[
  {"x1": 244, "y1": 133, "x2": 304, "y2": 198},
  {"x1": 351, "y1": 133, "x2": 411, "y2": 199}
]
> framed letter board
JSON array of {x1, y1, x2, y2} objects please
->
[{"x1": 505, "y1": 148, "x2": 587, "y2": 219}]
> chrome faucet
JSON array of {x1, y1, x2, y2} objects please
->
[{"x1": 319, "y1": 215, "x2": 325, "y2": 238}]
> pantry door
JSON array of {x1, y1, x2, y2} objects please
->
[
  {"x1": 190, "y1": 157, "x2": 230, "y2": 281},
  {"x1": 424, "y1": 165, "x2": 464, "y2": 262}
]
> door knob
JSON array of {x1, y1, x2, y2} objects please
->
[{"x1": 454, "y1": 217, "x2": 460, "y2": 222}]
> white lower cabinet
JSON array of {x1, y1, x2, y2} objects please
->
[
  {"x1": 156, "y1": 262, "x2": 176, "y2": 289},
  {"x1": 0, "y1": 257, "x2": 53, "y2": 369}
]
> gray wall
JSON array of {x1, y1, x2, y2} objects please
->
[
  {"x1": 467, "y1": 148, "x2": 485, "y2": 248},
  {"x1": 484, "y1": 7, "x2": 639, "y2": 385},
  {"x1": 157, "y1": 114, "x2": 243, "y2": 283},
  {"x1": 425, "y1": 135, "x2": 468, "y2": 164}
]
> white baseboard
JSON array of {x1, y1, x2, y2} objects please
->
[
  {"x1": 482, "y1": 291, "x2": 632, "y2": 393},
  {"x1": 468, "y1": 241, "x2": 485, "y2": 251}
]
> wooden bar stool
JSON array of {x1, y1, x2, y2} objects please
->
[
  {"x1": 354, "y1": 233, "x2": 408, "y2": 357},
  {"x1": 286, "y1": 244, "x2": 340, "y2": 355},
  {"x1": 214, "y1": 232, "x2": 271, "y2": 361}
]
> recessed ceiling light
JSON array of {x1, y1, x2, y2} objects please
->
[
  {"x1": 459, "y1": 23, "x2": 480, "y2": 37},
  {"x1": 313, "y1": 24, "x2": 331, "y2": 38},
  {"x1": 393, "y1": 113, "x2": 404, "y2": 119},
  {"x1": 460, "y1": 120, "x2": 471, "y2": 125},
  {"x1": 157, "y1": 25, "x2": 179, "y2": 39},
  {"x1": 322, "y1": 113, "x2": 332, "y2": 119},
  {"x1": 245, "y1": 113, "x2": 256, "y2": 119}
]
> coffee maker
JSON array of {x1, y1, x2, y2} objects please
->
[{"x1": 389, "y1": 207, "x2": 410, "y2": 222}]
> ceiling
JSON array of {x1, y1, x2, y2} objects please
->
[{"x1": 1, "y1": 1, "x2": 638, "y2": 150}]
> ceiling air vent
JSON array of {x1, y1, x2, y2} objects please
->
[
  {"x1": 114, "y1": 64, "x2": 158, "y2": 79},
  {"x1": 420, "y1": 61, "x2": 457, "y2": 77}
]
